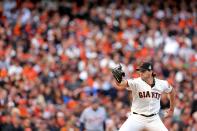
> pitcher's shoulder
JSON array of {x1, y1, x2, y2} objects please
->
[{"x1": 155, "y1": 78, "x2": 168, "y2": 84}]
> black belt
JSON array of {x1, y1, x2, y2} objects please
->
[{"x1": 133, "y1": 112, "x2": 157, "y2": 117}]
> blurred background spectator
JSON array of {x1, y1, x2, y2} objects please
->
[{"x1": 0, "y1": 0, "x2": 196, "y2": 130}]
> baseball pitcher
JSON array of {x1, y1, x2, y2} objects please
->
[{"x1": 112, "y1": 62, "x2": 175, "y2": 131}]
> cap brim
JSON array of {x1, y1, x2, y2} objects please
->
[
  {"x1": 136, "y1": 68, "x2": 145, "y2": 71},
  {"x1": 136, "y1": 68, "x2": 150, "y2": 72}
]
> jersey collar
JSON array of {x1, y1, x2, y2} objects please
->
[{"x1": 141, "y1": 77, "x2": 155, "y2": 88}]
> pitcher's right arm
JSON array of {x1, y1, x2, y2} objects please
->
[{"x1": 114, "y1": 79, "x2": 128, "y2": 90}]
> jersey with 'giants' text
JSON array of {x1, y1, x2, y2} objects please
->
[{"x1": 127, "y1": 77, "x2": 172, "y2": 115}]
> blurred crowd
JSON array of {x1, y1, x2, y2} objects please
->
[{"x1": 0, "y1": 0, "x2": 196, "y2": 131}]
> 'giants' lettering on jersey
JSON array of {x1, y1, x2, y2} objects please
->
[{"x1": 139, "y1": 91, "x2": 161, "y2": 100}]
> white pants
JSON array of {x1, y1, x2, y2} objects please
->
[{"x1": 119, "y1": 113, "x2": 168, "y2": 131}]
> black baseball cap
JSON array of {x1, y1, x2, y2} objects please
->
[{"x1": 136, "y1": 62, "x2": 153, "y2": 71}]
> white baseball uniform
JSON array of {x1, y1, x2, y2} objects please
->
[
  {"x1": 80, "y1": 106, "x2": 107, "y2": 131},
  {"x1": 119, "y1": 77, "x2": 172, "y2": 131}
]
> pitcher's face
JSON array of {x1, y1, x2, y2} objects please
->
[{"x1": 139, "y1": 70, "x2": 152, "y2": 80}]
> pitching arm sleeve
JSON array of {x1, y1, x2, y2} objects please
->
[
  {"x1": 163, "y1": 81, "x2": 173, "y2": 93},
  {"x1": 126, "y1": 79, "x2": 136, "y2": 91}
]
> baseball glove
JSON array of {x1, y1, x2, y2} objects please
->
[{"x1": 111, "y1": 64, "x2": 125, "y2": 83}]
